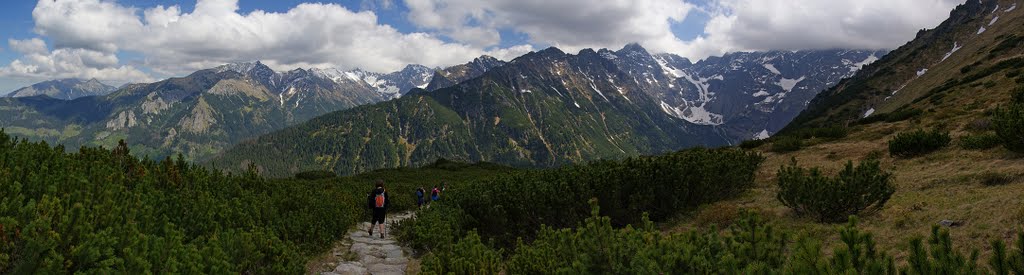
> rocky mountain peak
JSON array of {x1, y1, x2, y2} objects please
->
[{"x1": 617, "y1": 42, "x2": 650, "y2": 56}]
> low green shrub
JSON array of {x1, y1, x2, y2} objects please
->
[
  {"x1": 416, "y1": 205, "x2": 1024, "y2": 274},
  {"x1": 504, "y1": 204, "x2": 790, "y2": 274},
  {"x1": 739, "y1": 138, "x2": 768, "y2": 149},
  {"x1": 960, "y1": 133, "x2": 1003, "y2": 150},
  {"x1": 776, "y1": 160, "x2": 894, "y2": 222},
  {"x1": 294, "y1": 170, "x2": 337, "y2": 180},
  {"x1": 420, "y1": 231, "x2": 503, "y2": 275},
  {"x1": 888, "y1": 129, "x2": 951, "y2": 157},
  {"x1": 771, "y1": 137, "x2": 803, "y2": 153},
  {"x1": 993, "y1": 88, "x2": 1024, "y2": 153}
]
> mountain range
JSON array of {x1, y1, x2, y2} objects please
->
[
  {"x1": 210, "y1": 45, "x2": 885, "y2": 176},
  {"x1": 2, "y1": 44, "x2": 883, "y2": 170},
  {"x1": 0, "y1": 58, "x2": 506, "y2": 160},
  {"x1": 6, "y1": 78, "x2": 116, "y2": 100}
]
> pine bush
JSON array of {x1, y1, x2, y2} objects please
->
[
  {"x1": 993, "y1": 88, "x2": 1024, "y2": 153},
  {"x1": 960, "y1": 133, "x2": 1003, "y2": 150},
  {"x1": 294, "y1": 170, "x2": 337, "y2": 179},
  {"x1": 888, "y1": 129, "x2": 951, "y2": 157},
  {"x1": 776, "y1": 160, "x2": 894, "y2": 222},
  {"x1": 739, "y1": 138, "x2": 768, "y2": 149}
]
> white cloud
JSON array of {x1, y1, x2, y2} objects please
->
[
  {"x1": 0, "y1": 0, "x2": 968, "y2": 86},
  {"x1": 678, "y1": 0, "x2": 962, "y2": 59},
  {"x1": 9, "y1": 38, "x2": 48, "y2": 55},
  {"x1": 404, "y1": 0, "x2": 962, "y2": 61},
  {"x1": 0, "y1": 39, "x2": 151, "y2": 84},
  {"x1": 9, "y1": 0, "x2": 532, "y2": 83},
  {"x1": 405, "y1": 0, "x2": 693, "y2": 52},
  {"x1": 32, "y1": 0, "x2": 143, "y2": 53}
]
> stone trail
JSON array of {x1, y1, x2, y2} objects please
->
[{"x1": 322, "y1": 212, "x2": 415, "y2": 275}]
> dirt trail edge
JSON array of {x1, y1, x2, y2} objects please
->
[{"x1": 317, "y1": 212, "x2": 416, "y2": 275}]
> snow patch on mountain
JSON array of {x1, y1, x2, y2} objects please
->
[
  {"x1": 1006, "y1": 3, "x2": 1017, "y2": 12},
  {"x1": 752, "y1": 90, "x2": 770, "y2": 97},
  {"x1": 892, "y1": 84, "x2": 907, "y2": 95},
  {"x1": 863, "y1": 108, "x2": 875, "y2": 118},
  {"x1": 600, "y1": 51, "x2": 618, "y2": 60},
  {"x1": 990, "y1": 16, "x2": 999, "y2": 26},
  {"x1": 851, "y1": 54, "x2": 879, "y2": 72},
  {"x1": 662, "y1": 71, "x2": 725, "y2": 125},
  {"x1": 754, "y1": 129, "x2": 770, "y2": 140},
  {"x1": 763, "y1": 64, "x2": 781, "y2": 75},
  {"x1": 978, "y1": 26, "x2": 987, "y2": 34},
  {"x1": 343, "y1": 71, "x2": 362, "y2": 82},
  {"x1": 917, "y1": 69, "x2": 928, "y2": 76},
  {"x1": 653, "y1": 55, "x2": 685, "y2": 78},
  {"x1": 660, "y1": 101, "x2": 724, "y2": 125},
  {"x1": 589, "y1": 81, "x2": 609, "y2": 102},
  {"x1": 682, "y1": 105, "x2": 724, "y2": 125},
  {"x1": 776, "y1": 76, "x2": 805, "y2": 93},
  {"x1": 941, "y1": 42, "x2": 962, "y2": 61}
]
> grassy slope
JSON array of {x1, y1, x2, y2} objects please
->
[
  {"x1": 675, "y1": 0, "x2": 1024, "y2": 262},
  {"x1": 685, "y1": 126, "x2": 1024, "y2": 261}
]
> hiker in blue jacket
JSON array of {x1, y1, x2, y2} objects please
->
[{"x1": 415, "y1": 187, "x2": 426, "y2": 208}]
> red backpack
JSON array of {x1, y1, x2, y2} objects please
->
[{"x1": 374, "y1": 192, "x2": 386, "y2": 208}]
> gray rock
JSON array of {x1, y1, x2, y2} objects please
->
[
  {"x1": 333, "y1": 262, "x2": 367, "y2": 275},
  {"x1": 383, "y1": 257, "x2": 409, "y2": 265},
  {"x1": 939, "y1": 220, "x2": 963, "y2": 227},
  {"x1": 367, "y1": 263, "x2": 405, "y2": 274},
  {"x1": 383, "y1": 248, "x2": 403, "y2": 259},
  {"x1": 361, "y1": 255, "x2": 383, "y2": 265}
]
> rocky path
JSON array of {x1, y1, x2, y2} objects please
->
[{"x1": 319, "y1": 212, "x2": 416, "y2": 275}]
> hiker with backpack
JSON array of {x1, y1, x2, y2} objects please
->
[
  {"x1": 415, "y1": 187, "x2": 426, "y2": 208},
  {"x1": 430, "y1": 185, "x2": 441, "y2": 202},
  {"x1": 367, "y1": 179, "x2": 390, "y2": 238}
]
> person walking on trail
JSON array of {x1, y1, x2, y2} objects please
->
[
  {"x1": 367, "y1": 180, "x2": 390, "y2": 238},
  {"x1": 430, "y1": 185, "x2": 441, "y2": 202},
  {"x1": 415, "y1": 187, "x2": 426, "y2": 208}
]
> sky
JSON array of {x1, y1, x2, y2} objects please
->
[{"x1": 0, "y1": 0, "x2": 963, "y2": 93}]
